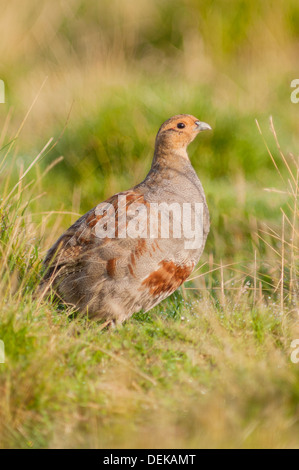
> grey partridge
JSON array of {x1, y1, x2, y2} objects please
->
[{"x1": 41, "y1": 115, "x2": 211, "y2": 325}]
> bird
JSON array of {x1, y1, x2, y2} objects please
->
[{"x1": 41, "y1": 114, "x2": 211, "y2": 326}]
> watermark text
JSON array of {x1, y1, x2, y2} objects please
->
[
  {"x1": 291, "y1": 339, "x2": 299, "y2": 364},
  {"x1": 93, "y1": 196, "x2": 204, "y2": 250},
  {"x1": 291, "y1": 79, "x2": 299, "y2": 103}
]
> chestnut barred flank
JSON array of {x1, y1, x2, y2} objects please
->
[{"x1": 141, "y1": 260, "x2": 194, "y2": 297}]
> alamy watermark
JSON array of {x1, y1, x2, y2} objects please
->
[
  {"x1": 0, "y1": 79, "x2": 5, "y2": 103},
  {"x1": 0, "y1": 340, "x2": 4, "y2": 363},
  {"x1": 290, "y1": 339, "x2": 299, "y2": 364},
  {"x1": 290, "y1": 79, "x2": 299, "y2": 103},
  {"x1": 93, "y1": 196, "x2": 204, "y2": 250}
]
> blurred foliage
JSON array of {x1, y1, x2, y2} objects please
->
[
  {"x1": 0, "y1": 0, "x2": 299, "y2": 449},
  {"x1": 0, "y1": 0, "x2": 298, "y2": 261},
  {"x1": 0, "y1": 0, "x2": 298, "y2": 267}
]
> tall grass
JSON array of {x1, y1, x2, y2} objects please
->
[
  {"x1": 0, "y1": 0, "x2": 298, "y2": 449},
  {"x1": 0, "y1": 104, "x2": 298, "y2": 448}
]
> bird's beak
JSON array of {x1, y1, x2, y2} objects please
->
[{"x1": 195, "y1": 121, "x2": 212, "y2": 132}]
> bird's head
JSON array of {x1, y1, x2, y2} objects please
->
[{"x1": 155, "y1": 114, "x2": 212, "y2": 154}]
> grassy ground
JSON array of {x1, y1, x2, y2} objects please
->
[{"x1": 0, "y1": 0, "x2": 298, "y2": 448}]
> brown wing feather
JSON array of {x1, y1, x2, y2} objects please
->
[{"x1": 42, "y1": 188, "x2": 149, "y2": 281}]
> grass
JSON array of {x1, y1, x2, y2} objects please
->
[
  {"x1": 0, "y1": 285, "x2": 298, "y2": 448},
  {"x1": 0, "y1": 105, "x2": 298, "y2": 449},
  {"x1": 0, "y1": 0, "x2": 299, "y2": 448}
]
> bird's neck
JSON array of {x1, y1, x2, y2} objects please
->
[
  {"x1": 143, "y1": 144, "x2": 197, "y2": 190},
  {"x1": 151, "y1": 141, "x2": 189, "y2": 169}
]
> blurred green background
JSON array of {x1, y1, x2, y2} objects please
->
[
  {"x1": 0, "y1": 0, "x2": 299, "y2": 450},
  {"x1": 0, "y1": 0, "x2": 298, "y2": 259}
]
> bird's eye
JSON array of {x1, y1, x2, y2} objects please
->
[{"x1": 177, "y1": 122, "x2": 185, "y2": 129}]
